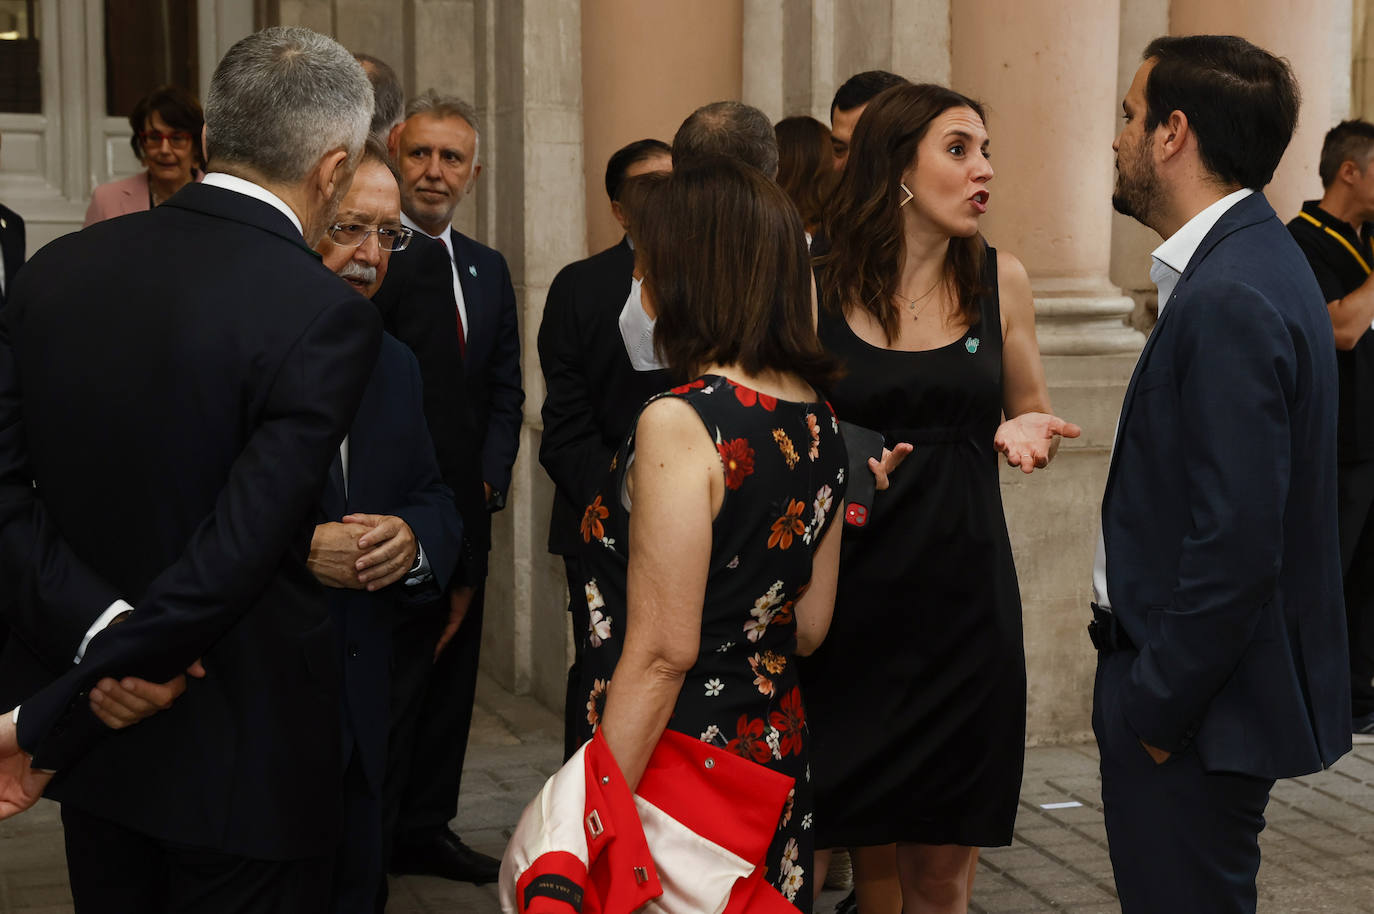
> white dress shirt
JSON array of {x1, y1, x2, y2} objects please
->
[
  {"x1": 1092, "y1": 188, "x2": 1254, "y2": 610},
  {"x1": 201, "y1": 172, "x2": 304, "y2": 237},
  {"x1": 401, "y1": 213, "x2": 470, "y2": 339}
]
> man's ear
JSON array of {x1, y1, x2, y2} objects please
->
[
  {"x1": 1340, "y1": 159, "x2": 1363, "y2": 186},
  {"x1": 387, "y1": 122, "x2": 404, "y2": 160},
  {"x1": 1155, "y1": 109, "x2": 1190, "y2": 164},
  {"x1": 317, "y1": 148, "x2": 352, "y2": 201},
  {"x1": 611, "y1": 200, "x2": 628, "y2": 230}
]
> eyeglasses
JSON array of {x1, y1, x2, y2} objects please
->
[
  {"x1": 327, "y1": 222, "x2": 414, "y2": 252},
  {"x1": 138, "y1": 130, "x2": 194, "y2": 151}
]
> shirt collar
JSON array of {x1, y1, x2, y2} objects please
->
[
  {"x1": 1151, "y1": 187, "x2": 1254, "y2": 275},
  {"x1": 1149, "y1": 187, "x2": 1253, "y2": 315},
  {"x1": 1300, "y1": 199, "x2": 1368, "y2": 244},
  {"x1": 401, "y1": 211, "x2": 451, "y2": 244},
  {"x1": 201, "y1": 172, "x2": 304, "y2": 237}
]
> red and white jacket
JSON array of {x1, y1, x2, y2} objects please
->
[{"x1": 499, "y1": 728, "x2": 798, "y2": 914}]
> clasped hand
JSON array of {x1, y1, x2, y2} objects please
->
[
  {"x1": 994, "y1": 412, "x2": 1081, "y2": 474},
  {"x1": 308, "y1": 514, "x2": 417, "y2": 592}
]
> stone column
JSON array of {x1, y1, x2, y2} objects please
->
[
  {"x1": 473, "y1": 0, "x2": 586, "y2": 703},
  {"x1": 1171, "y1": 0, "x2": 1350, "y2": 223},
  {"x1": 952, "y1": 0, "x2": 1142, "y2": 743},
  {"x1": 581, "y1": 1, "x2": 743, "y2": 253}
]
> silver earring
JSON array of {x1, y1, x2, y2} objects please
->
[{"x1": 898, "y1": 182, "x2": 914, "y2": 207}]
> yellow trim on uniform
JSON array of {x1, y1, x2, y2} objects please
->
[{"x1": 1298, "y1": 210, "x2": 1372, "y2": 275}]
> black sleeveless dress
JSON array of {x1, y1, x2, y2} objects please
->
[
  {"x1": 576, "y1": 375, "x2": 848, "y2": 910},
  {"x1": 802, "y1": 247, "x2": 1026, "y2": 848}
]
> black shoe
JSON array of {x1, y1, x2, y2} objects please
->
[
  {"x1": 391, "y1": 828, "x2": 501, "y2": 885},
  {"x1": 834, "y1": 889, "x2": 858, "y2": 914}
]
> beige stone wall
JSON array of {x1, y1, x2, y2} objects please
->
[{"x1": 581, "y1": 1, "x2": 744, "y2": 254}]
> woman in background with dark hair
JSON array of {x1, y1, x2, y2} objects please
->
[
  {"x1": 802, "y1": 83, "x2": 1077, "y2": 914},
  {"x1": 576, "y1": 157, "x2": 848, "y2": 910},
  {"x1": 775, "y1": 115, "x2": 835, "y2": 236},
  {"x1": 84, "y1": 85, "x2": 205, "y2": 226}
]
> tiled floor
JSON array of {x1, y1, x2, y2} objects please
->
[{"x1": 4, "y1": 675, "x2": 1373, "y2": 912}]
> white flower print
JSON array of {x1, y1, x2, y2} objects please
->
[
  {"x1": 801, "y1": 812, "x2": 813, "y2": 830},
  {"x1": 727, "y1": 555, "x2": 740, "y2": 569},
  {"x1": 599, "y1": 535, "x2": 617, "y2": 549},
  {"x1": 584, "y1": 578, "x2": 605, "y2": 612},
  {"x1": 781, "y1": 788, "x2": 795, "y2": 826},
  {"x1": 782, "y1": 837, "x2": 800, "y2": 864},
  {"x1": 765, "y1": 726, "x2": 782, "y2": 760},
  {"x1": 588, "y1": 608, "x2": 612, "y2": 648},
  {"x1": 780, "y1": 862, "x2": 804, "y2": 902},
  {"x1": 715, "y1": 640, "x2": 735, "y2": 653},
  {"x1": 745, "y1": 581, "x2": 786, "y2": 640},
  {"x1": 837, "y1": 466, "x2": 845, "y2": 484},
  {"x1": 704, "y1": 678, "x2": 724, "y2": 697},
  {"x1": 831, "y1": 413, "x2": 839, "y2": 434},
  {"x1": 700, "y1": 724, "x2": 721, "y2": 743},
  {"x1": 813, "y1": 484, "x2": 834, "y2": 529}
]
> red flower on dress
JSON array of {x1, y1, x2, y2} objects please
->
[
  {"x1": 726, "y1": 713, "x2": 772, "y2": 764},
  {"x1": 581, "y1": 495, "x2": 609, "y2": 542},
  {"x1": 671, "y1": 378, "x2": 707, "y2": 395},
  {"x1": 717, "y1": 438, "x2": 755, "y2": 489},
  {"x1": 769, "y1": 686, "x2": 806, "y2": 757},
  {"x1": 767, "y1": 499, "x2": 807, "y2": 550},
  {"x1": 729, "y1": 381, "x2": 778, "y2": 411}
]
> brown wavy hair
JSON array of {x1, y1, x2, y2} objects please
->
[
  {"x1": 636, "y1": 157, "x2": 839, "y2": 391},
  {"x1": 817, "y1": 83, "x2": 987, "y2": 343},
  {"x1": 775, "y1": 115, "x2": 834, "y2": 232}
]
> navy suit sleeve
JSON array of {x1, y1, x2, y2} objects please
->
[
  {"x1": 13, "y1": 297, "x2": 381, "y2": 769},
  {"x1": 537, "y1": 266, "x2": 614, "y2": 509},
  {"x1": 480, "y1": 252, "x2": 525, "y2": 498},
  {"x1": 1122, "y1": 280, "x2": 1296, "y2": 752},
  {"x1": 387, "y1": 346, "x2": 463, "y2": 601},
  {"x1": 0, "y1": 306, "x2": 120, "y2": 668}
]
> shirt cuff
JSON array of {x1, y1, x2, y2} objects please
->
[
  {"x1": 403, "y1": 542, "x2": 434, "y2": 588},
  {"x1": 74, "y1": 599, "x2": 135, "y2": 664}
]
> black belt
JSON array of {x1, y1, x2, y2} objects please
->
[{"x1": 1087, "y1": 603, "x2": 1136, "y2": 653}]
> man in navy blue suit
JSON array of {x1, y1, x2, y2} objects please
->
[
  {"x1": 384, "y1": 89, "x2": 523, "y2": 885},
  {"x1": 1094, "y1": 35, "x2": 1350, "y2": 913},
  {"x1": 310, "y1": 138, "x2": 464, "y2": 913}
]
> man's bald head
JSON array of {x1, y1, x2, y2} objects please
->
[{"x1": 672, "y1": 101, "x2": 778, "y2": 178}]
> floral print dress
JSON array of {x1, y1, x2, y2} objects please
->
[{"x1": 576, "y1": 374, "x2": 847, "y2": 911}]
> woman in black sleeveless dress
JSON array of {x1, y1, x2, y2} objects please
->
[
  {"x1": 577, "y1": 159, "x2": 848, "y2": 911},
  {"x1": 802, "y1": 84, "x2": 1078, "y2": 913}
]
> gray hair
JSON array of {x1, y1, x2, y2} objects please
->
[
  {"x1": 205, "y1": 27, "x2": 373, "y2": 185},
  {"x1": 405, "y1": 89, "x2": 481, "y2": 163},
  {"x1": 354, "y1": 52, "x2": 404, "y2": 140},
  {"x1": 673, "y1": 101, "x2": 778, "y2": 179}
]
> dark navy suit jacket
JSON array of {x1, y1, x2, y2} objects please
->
[
  {"x1": 323, "y1": 333, "x2": 462, "y2": 794},
  {"x1": 450, "y1": 229, "x2": 524, "y2": 500},
  {"x1": 1102, "y1": 192, "x2": 1350, "y2": 779}
]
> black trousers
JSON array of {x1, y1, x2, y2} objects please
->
[
  {"x1": 562, "y1": 556, "x2": 589, "y2": 761},
  {"x1": 382, "y1": 584, "x2": 485, "y2": 853},
  {"x1": 330, "y1": 748, "x2": 382, "y2": 914},
  {"x1": 1093, "y1": 651, "x2": 1274, "y2": 914},
  {"x1": 62, "y1": 805, "x2": 332, "y2": 914},
  {"x1": 1337, "y1": 458, "x2": 1374, "y2": 717}
]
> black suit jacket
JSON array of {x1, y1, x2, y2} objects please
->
[
  {"x1": 372, "y1": 235, "x2": 489, "y2": 582},
  {"x1": 0, "y1": 202, "x2": 23, "y2": 307},
  {"x1": 0, "y1": 182, "x2": 381, "y2": 859},
  {"x1": 537, "y1": 238, "x2": 669, "y2": 556},
  {"x1": 324, "y1": 333, "x2": 462, "y2": 793},
  {"x1": 450, "y1": 228, "x2": 524, "y2": 501},
  {"x1": 1101, "y1": 192, "x2": 1349, "y2": 778}
]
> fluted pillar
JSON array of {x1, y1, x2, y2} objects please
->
[
  {"x1": 952, "y1": 0, "x2": 1142, "y2": 742},
  {"x1": 1170, "y1": 0, "x2": 1350, "y2": 223}
]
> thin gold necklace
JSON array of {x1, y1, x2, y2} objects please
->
[{"x1": 892, "y1": 277, "x2": 943, "y2": 320}]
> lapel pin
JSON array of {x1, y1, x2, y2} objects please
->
[
  {"x1": 965, "y1": 337, "x2": 979, "y2": 354},
  {"x1": 468, "y1": 265, "x2": 477, "y2": 277}
]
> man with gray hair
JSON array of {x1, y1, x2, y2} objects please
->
[
  {"x1": 381, "y1": 88, "x2": 521, "y2": 887},
  {"x1": 672, "y1": 99, "x2": 779, "y2": 178},
  {"x1": 0, "y1": 26, "x2": 380, "y2": 912}
]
